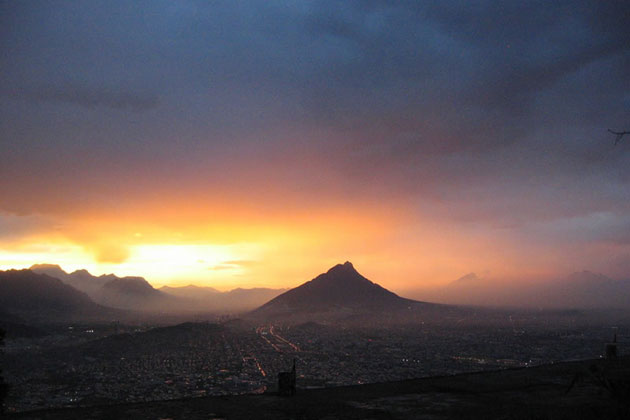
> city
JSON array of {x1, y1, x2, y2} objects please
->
[{"x1": 2, "y1": 317, "x2": 621, "y2": 413}]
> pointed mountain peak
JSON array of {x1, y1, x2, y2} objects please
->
[
  {"x1": 449, "y1": 272, "x2": 480, "y2": 286},
  {"x1": 252, "y1": 261, "x2": 416, "y2": 320},
  {"x1": 327, "y1": 261, "x2": 357, "y2": 274}
]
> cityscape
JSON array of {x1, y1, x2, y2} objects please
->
[{"x1": 2, "y1": 316, "x2": 621, "y2": 412}]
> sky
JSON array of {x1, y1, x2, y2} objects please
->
[{"x1": 1, "y1": 1, "x2": 629, "y2": 291}]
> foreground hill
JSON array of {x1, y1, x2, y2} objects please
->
[
  {"x1": 251, "y1": 262, "x2": 461, "y2": 324},
  {"x1": 7, "y1": 356, "x2": 629, "y2": 419}
]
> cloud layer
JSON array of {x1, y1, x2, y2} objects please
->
[{"x1": 1, "y1": 1, "x2": 629, "y2": 287}]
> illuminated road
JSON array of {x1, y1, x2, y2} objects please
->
[
  {"x1": 269, "y1": 325, "x2": 301, "y2": 352},
  {"x1": 256, "y1": 325, "x2": 301, "y2": 353},
  {"x1": 256, "y1": 326, "x2": 283, "y2": 352}
]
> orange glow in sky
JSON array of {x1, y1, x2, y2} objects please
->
[
  {"x1": 1, "y1": 0, "x2": 629, "y2": 300},
  {"x1": 1, "y1": 193, "x2": 617, "y2": 293}
]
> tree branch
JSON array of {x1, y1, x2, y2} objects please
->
[{"x1": 607, "y1": 129, "x2": 629, "y2": 145}]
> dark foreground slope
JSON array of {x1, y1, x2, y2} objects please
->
[{"x1": 8, "y1": 356, "x2": 630, "y2": 420}]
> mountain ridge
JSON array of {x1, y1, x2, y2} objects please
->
[
  {"x1": 29, "y1": 264, "x2": 286, "y2": 313},
  {"x1": 0, "y1": 269, "x2": 121, "y2": 322}
]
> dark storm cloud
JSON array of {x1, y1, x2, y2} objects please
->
[{"x1": 0, "y1": 0, "x2": 628, "y2": 249}]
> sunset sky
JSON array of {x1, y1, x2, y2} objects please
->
[{"x1": 1, "y1": 1, "x2": 628, "y2": 292}]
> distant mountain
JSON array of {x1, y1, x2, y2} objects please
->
[
  {"x1": 159, "y1": 285, "x2": 286, "y2": 313},
  {"x1": 0, "y1": 269, "x2": 114, "y2": 321},
  {"x1": 66, "y1": 269, "x2": 117, "y2": 296},
  {"x1": 221, "y1": 287, "x2": 289, "y2": 311},
  {"x1": 29, "y1": 264, "x2": 69, "y2": 281},
  {"x1": 160, "y1": 285, "x2": 221, "y2": 297},
  {"x1": 544, "y1": 271, "x2": 630, "y2": 309},
  {"x1": 30, "y1": 264, "x2": 180, "y2": 312},
  {"x1": 31, "y1": 264, "x2": 119, "y2": 300},
  {"x1": 98, "y1": 276, "x2": 176, "y2": 311},
  {"x1": 411, "y1": 270, "x2": 630, "y2": 310},
  {"x1": 30, "y1": 264, "x2": 285, "y2": 313},
  {"x1": 250, "y1": 262, "x2": 450, "y2": 323},
  {"x1": 418, "y1": 272, "x2": 517, "y2": 306}
]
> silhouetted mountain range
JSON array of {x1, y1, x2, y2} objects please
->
[
  {"x1": 6, "y1": 261, "x2": 626, "y2": 325},
  {"x1": 29, "y1": 264, "x2": 286, "y2": 313},
  {"x1": 30, "y1": 264, "x2": 114, "y2": 297},
  {"x1": 0, "y1": 269, "x2": 118, "y2": 321},
  {"x1": 30, "y1": 264, "x2": 175, "y2": 311}
]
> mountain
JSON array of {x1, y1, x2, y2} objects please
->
[
  {"x1": 410, "y1": 270, "x2": 630, "y2": 310},
  {"x1": 160, "y1": 285, "x2": 221, "y2": 297},
  {"x1": 30, "y1": 264, "x2": 285, "y2": 313},
  {"x1": 65, "y1": 269, "x2": 116, "y2": 297},
  {"x1": 0, "y1": 269, "x2": 112, "y2": 321},
  {"x1": 30, "y1": 264, "x2": 180, "y2": 312},
  {"x1": 257, "y1": 262, "x2": 411, "y2": 310},
  {"x1": 159, "y1": 285, "x2": 287, "y2": 313},
  {"x1": 544, "y1": 271, "x2": 630, "y2": 309},
  {"x1": 250, "y1": 262, "x2": 447, "y2": 323},
  {"x1": 98, "y1": 276, "x2": 176, "y2": 311},
  {"x1": 31, "y1": 264, "x2": 119, "y2": 300},
  {"x1": 414, "y1": 272, "x2": 521, "y2": 307},
  {"x1": 221, "y1": 288, "x2": 289, "y2": 312},
  {"x1": 29, "y1": 264, "x2": 69, "y2": 281}
]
